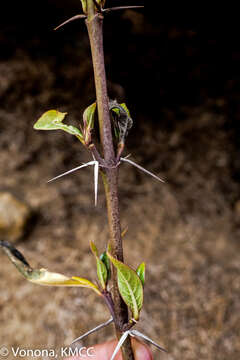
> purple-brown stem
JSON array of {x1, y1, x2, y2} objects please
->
[{"x1": 85, "y1": 1, "x2": 134, "y2": 359}]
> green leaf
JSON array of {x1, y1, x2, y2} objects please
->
[
  {"x1": 100, "y1": 251, "x2": 111, "y2": 281},
  {"x1": 107, "y1": 252, "x2": 143, "y2": 320},
  {"x1": 71, "y1": 277, "x2": 101, "y2": 294},
  {"x1": 80, "y1": 0, "x2": 87, "y2": 13},
  {"x1": 96, "y1": 260, "x2": 108, "y2": 290},
  {"x1": 90, "y1": 241, "x2": 108, "y2": 289},
  {"x1": 34, "y1": 110, "x2": 84, "y2": 143},
  {"x1": 111, "y1": 107, "x2": 121, "y2": 116},
  {"x1": 83, "y1": 103, "x2": 97, "y2": 145},
  {"x1": 110, "y1": 102, "x2": 131, "y2": 119},
  {"x1": 96, "y1": 0, "x2": 106, "y2": 6},
  {"x1": 121, "y1": 226, "x2": 128, "y2": 238},
  {"x1": 109, "y1": 100, "x2": 133, "y2": 143},
  {"x1": 90, "y1": 240, "x2": 98, "y2": 257},
  {"x1": 83, "y1": 102, "x2": 96, "y2": 129},
  {"x1": 136, "y1": 262, "x2": 145, "y2": 286},
  {"x1": 0, "y1": 241, "x2": 101, "y2": 295},
  {"x1": 120, "y1": 103, "x2": 131, "y2": 118}
]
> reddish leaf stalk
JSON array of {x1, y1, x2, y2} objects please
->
[{"x1": 86, "y1": 1, "x2": 134, "y2": 359}]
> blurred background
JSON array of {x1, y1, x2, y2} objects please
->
[{"x1": 0, "y1": 1, "x2": 240, "y2": 359}]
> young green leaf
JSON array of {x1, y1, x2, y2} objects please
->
[
  {"x1": 83, "y1": 102, "x2": 96, "y2": 145},
  {"x1": 96, "y1": 258, "x2": 108, "y2": 290},
  {"x1": 121, "y1": 226, "x2": 128, "y2": 238},
  {"x1": 90, "y1": 241, "x2": 108, "y2": 289},
  {"x1": 34, "y1": 110, "x2": 84, "y2": 143},
  {"x1": 96, "y1": 0, "x2": 106, "y2": 7},
  {"x1": 100, "y1": 251, "x2": 111, "y2": 281},
  {"x1": 80, "y1": 0, "x2": 87, "y2": 13},
  {"x1": 107, "y1": 252, "x2": 143, "y2": 320},
  {"x1": 83, "y1": 102, "x2": 96, "y2": 129},
  {"x1": 109, "y1": 100, "x2": 133, "y2": 143},
  {"x1": 0, "y1": 241, "x2": 101, "y2": 295},
  {"x1": 120, "y1": 103, "x2": 131, "y2": 118},
  {"x1": 136, "y1": 262, "x2": 145, "y2": 286},
  {"x1": 90, "y1": 240, "x2": 98, "y2": 257}
]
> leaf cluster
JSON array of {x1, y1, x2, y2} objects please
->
[{"x1": 0, "y1": 240, "x2": 145, "y2": 321}]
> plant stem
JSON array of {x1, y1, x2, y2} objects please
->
[{"x1": 86, "y1": 1, "x2": 134, "y2": 359}]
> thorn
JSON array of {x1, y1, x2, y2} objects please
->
[
  {"x1": 47, "y1": 160, "x2": 100, "y2": 206},
  {"x1": 54, "y1": 14, "x2": 86, "y2": 31},
  {"x1": 71, "y1": 317, "x2": 113, "y2": 345},
  {"x1": 130, "y1": 330, "x2": 167, "y2": 353},
  {"x1": 94, "y1": 161, "x2": 99, "y2": 206},
  {"x1": 103, "y1": 6, "x2": 144, "y2": 14},
  {"x1": 47, "y1": 161, "x2": 96, "y2": 183},
  {"x1": 120, "y1": 157, "x2": 165, "y2": 183},
  {"x1": 110, "y1": 331, "x2": 131, "y2": 360}
]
